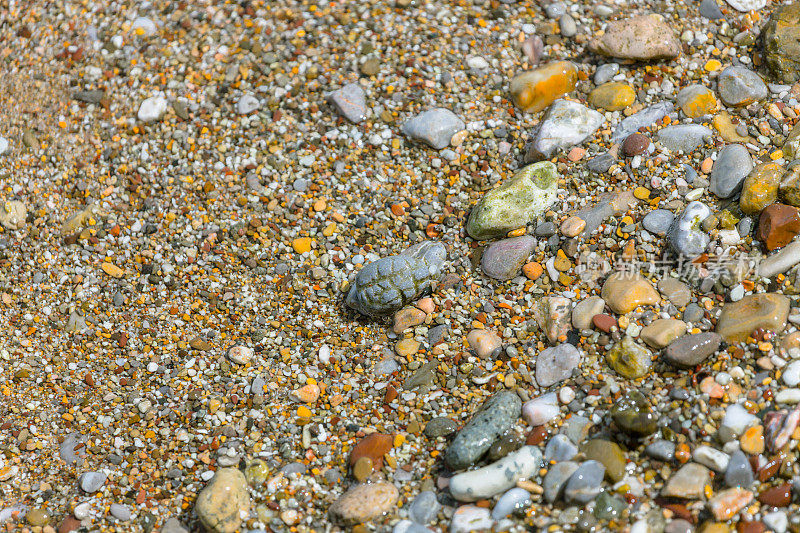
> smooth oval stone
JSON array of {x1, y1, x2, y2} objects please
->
[
  {"x1": 491, "y1": 488, "x2": 531, "y2": 520},
  {"x1": 195, "y1": 468, "x2": 250, "y2": 533},
  {"x1": 346, "y1": 241, "x2": 446, "y2": 316},
  {"x1": 759, "y1": 241, "x2": 800, "y2": 278},
  {"x1": 450, "y1": 505, "x2": 493, "y2": 533},
  {"x1": 80, "y1": 471, "x2": 107, "y2": 493},
  {"x1": 444, "y1": 391, "x2": 522, "y2": 471},
  {"x1": 643, "y1": 209, "x2": 675, "y2": 236},
  {"x1": 710, "y1": 144, "x2": 754, "y2": 198},
  {"x1": 717, "y1": 66, "x2": 768, "y2": 107},
  {"x1": 740, "y1": 162, "x2": 783, "y2": 215},
  {"x1": 605, "y1": 335, "x2": 653, "y2": 379},
  {"x1": 645, "y1": 440, "x2": 676, "y2": 462},
  {"x1": 725, "y1": 450, "x2": 754, "y2": 488},
  {"x1": 589, "y1": 14, "x2": 681, "y2": 60},
  {"x1": 657, "y1": 124, "x2": 713, "y2": 152},
  {"x1": 424, "y1": 417, "x2": 458, "y2": 438},
  {"x1": 522, "y1": 392, "x2": 560, "y2": 426},
  {"x1": 328, "y1": 83, "x2": 367, "y2": 123},
  {"x1": 510, "y1": 61, "x2": 578, "y2": 114},
  {"x1": 764, "y1": 3, "x2": 800, "y2": 83},
  {"x1": 535, "y1": 343, "x2": 582, "y2": 387},
  {"x1": 467, "y1": 162, "x2": 559, "y2": 240},
  {"x1": 716, "y1": 293, "x2": 790, "y2": 342},
  {"x1": 481, "y1": 236, "x2": 536, "y2": 280},
  {"x1": 611, "y1": 390, "x2": 658, "y2": 436},
  {"x1": 526, "y1": 99, "x2": 605, "y2": 161},
  {"x1": 401, "y1": 108, "x2": 464, "y2": 150},
  {"x1": 588, "y1": 82, "x2": 636, "y2": 111},
  {"x1": 564, "y1": 460, "x2": 605, "y2": 504},
  {"x1": 640, "y1": 319, "x2": 687, "y2": 349},
  {"x1": 449, "y1": 446, "x2": 542, "y2": 501},
  {"x1": 572, "y1": 296, "x2": 606, "y2": 330},
  {"x1": 544, "y1": 461, "x2": 580, "y2": 503},
  {"x1": 545, "y1": 434, "x2": 579, "y2": 463},
  {"x1": 664, "y1": 332, "x2": 723, "y2": 367},
  {"x1": 666, "y1": 201, "x2": 712, "y2": 258}
]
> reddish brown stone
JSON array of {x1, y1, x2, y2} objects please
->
[
  {"x1": 737, "y1": 521, "x2": 766, "y2": 533},
  {"x1": 349, "y1": 433, "x2": 392, "y2": 468},
  {"x1": 757, "y1": 482, "x2": 792, "y2": 507},
  {"x1": 58, "y1": 517, "x2": 81, "y2": 533},
  {"x1": 526, "y1": 426, "x2": 549, "y2": 445},
  {"x1": 757, "y1": 456, "x2": 783, "y2": 482},
  {"x1": 621, "y1": 133, "x2": 650, "y2": 157},
  {"x1": 592, "y1": 314, "x2": 617, "y2": 333},
  {"x1": 757, "y1": 203, "x2": 800, "y2": 251}
]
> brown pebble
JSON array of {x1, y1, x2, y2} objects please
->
[
  {"x1": 757, "y1": 482, "x2": 792, "y2": 507},
  {"x1": 756, "y1": 203, "x2": 800, "y2": 251},
  {"x1": 757, "y1": 456, "x2": 783, "y2": 482},
  {"x1": 58, "y1": 517, "x2": 81, "y2": 533},
  {"x1": 526, "y1": 426, "x2": 548, "y2": 445},
  {"x1": 621, "y1": 133, "x2": 650, "y2": 157},
  {"x1": 349, "y1": 433, "x2": 392, "y2": 469},
  {"x1": 592, "y1": 313, "x2": 617, "y2": 333},
  {"x1": 736, "y1": 521, "x2": 766, "y2": 533},
  {"x1": 352, "y1": 456, "x2": 374, "y2": 481}
]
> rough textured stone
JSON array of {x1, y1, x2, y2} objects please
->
[
  {"x1": 740, "y1": 163, "x2": 783, "y2": 215},
  {"x1": 716, "y1": 293, "x2": 790, "y2": 342},
  {"x1": 613, "y1": 102, "x2": 673, "y2": 142},
  {"x1": 327, "y1": 83, "x2": 367, "y2": 123},
  {"x1": 764, "y1": 3, "x2": 800, "y2": 84},
  {"x1": 467, "y1": 162, "x2": 558, "y2": 240},
  {"x1": 677, "y1": 84, "x2": 718, "y2": 117},
  {"x1": 757, "y1": 204, "x2": 800, "y2": 251},
  {"x1": 481, "y1": 236, "x2": 536, "y2": 280},
  {"x1": 195, "y1": 468, "x2": 250, "y2": 533},
  {"x1": 717, "y1": 67, "x2": 768, "y2": 107},
  {"x1": 589, "y1": 14, "x2": 681, "y2": 60},
  {"x1": 444, "y1": 391, "x2": 522, "y2": 471},
  {"x1": 525, "y1": 99, "x2": 604, "y2": 161},
  {"x1": 329, "y1": 483, "x2": 399, "y2": 525},
  {"x1": 346, "y1": 241, "x2": 446, "y2": 316},
  {"x1": 510, "y1": 61, "x2": 578, "y2": 114},
  {"x1": 657, "y1": 125, "x2": 713, "y2": 153},
  {"x1": 605, "y1": 335, "x2": 652, "y2": 379},
  {"x1": 0, "y1": 200, "x2": 27, "y2": 230},
  {"x1": 662, "y1": 463, "x2": 711, "y2": 499},
  {"x1": 779, "y1": 167, "x2": 800, "y2": 207},
  {"x1": 536, "y1": 344, "x2": 581, "y2": 387},
  {"x1": 402, "y1": 108, "x2": 464, "y2": 150}
]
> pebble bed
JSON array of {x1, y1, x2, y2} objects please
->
[{"x1": 3, "y1": 1, "x2": 800, "y2": 533}]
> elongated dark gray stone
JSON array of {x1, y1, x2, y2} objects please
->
[
  {"x1": 346, "y1": 241, "x2": 446, "y2": 316},
  {"x1": 664, "y1": 332, "x2": 723, "y2": 367},
  {"x1": 444, "y1": 391, "x2": 522, "y2": 471}
]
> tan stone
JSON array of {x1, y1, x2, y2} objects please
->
[
  {"x1": 639, "y1": 319, "x2": 687, "y2": 349},
  {"x1": 195, "y1": 468, "x2": 250, "y2": 533},
  {"x1": 716, "y1": 293, "x2": 790, "y2": 342},
  {"x1": 510, "y1": 61, "x2": 577, "y2": 113},
  {"x1": 329, "y1": 483, "x2": 399, "y2": 525},
  {"x1": 600, "y1": 271, "x2": 660, "y2": 314}
]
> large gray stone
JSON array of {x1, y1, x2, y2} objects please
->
[
  {"x1": 525, "y1": 99, "x2": 604, "y2": 161},
  {"x1": 710, "y1": 144, "x2": 753, "y2": 198},
  {"x1": 402, "y1": 108, "x2": 464, "y2": 149},
  {"x1": 481, "y1": 236, "x2": 536, "y2": 280}
]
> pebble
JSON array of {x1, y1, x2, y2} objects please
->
[
  {"x1": 543, "y1": 461, "x2": 580, "y2": 503},
  {"x1": 605, "y1": 335, "x2": 652, "y2": 379},
  {"x1": 643, "y1": 210, "x2": 675, "y2": 237},
  {"x1": 658, "y1": 278, "x2": 692, "y2": 307},
  {"x1": 522, "y1": 392, "x2": 560, "y2": 426},
  {"x1": 677, "y1": 84, "x2": 718, "y2": 117},
  {"x1": 589, "y1": 14, "x2": 681, "y2": 60},
  {"x1": 611, "y1": 390, "x2": 658, "y2": 436},
  {"x1": 645, "y1": 440, "x2": 676, "y2": 462},
  {"x1": 545, "y1": 434, "x2": 579, "y2": 462},
  {"x1": 510, "y1": 61, "x2": 578, "y2": 114},
  {"x1": 581, "y1": 439, "x2": 626, "y2": 482},
  {"x1": 137, "y1": 96, "x2": 168, "y2": 123},
  {"x1": 601, "y1": 271, "x2": 660, "y2": 314},
  {"x1": 720, "y1": 404, "x2": 759, "y2": 442},
  {"x1": 764, "y1": 4, "x2": 800, "y2": 83},
  {"x1": 613, "y1": 102, "x2": 674, "y2": 142},
  {"x1": 402, "y1": 108, "x2": 464, "y2": 150},
  {"x1": 449, "y1": 505, "x2": 493, "y2": 533},
  {"x1": 756, "y1": 203, "x2": 800, "y2": 251},
  {"x1": 536, "y1": 343, "x2": 581, "y2": 387},
  {"x1": 109, "y1": 504, "x2": 132, "y2": 522},
  {"x1": 424, "y1": 417, "x2": 458, "y2": 438},
  {"x1": 235, "y1": 93, "x2": 260, "y2": 115},
  {"x1": 79, "y1": 471, "x2": 106, "y2": 493},
  {"x1": 667, "y1": 201, "x2": 712, "y2": 258},
  {"x1": 622, "y1": 133, "x2": 650, "y2": 157},
  {"x1": 195, "y1": 468, "x2": 250, "y2": 533},
  {"x1": 481, "y1": 236, "x2": 536, "y2": 280},
  {"x1": 662, "y1": 463, "x2": 711, "y2": 499},
  {"x1": 467, "y1": 162, "x2": 558, "y2": 240},
  {"x1": 346, "y1": 241, "x2": 446, "y2": 316},
  {"x1": 588, "y1": 82, "x2": 636, "y2": 111},
  {"x1": 449, "y1": 446, "x2": 541, "y2": 501},
  {"x1": 594, "y1": 64, "x2": 619, "y2": 85},
  {"x1": 740, "y1": 163, "x2": 783, "y2": 215},
  {"x1": 657, "y1": 125, "x2": 713, "y2": 152},
  {"x1": 716, "y1": 293, "x2": 790, "y2": 342},
  {"x1": 328, "y1": 83, "x2": 367, "y2": 123},
  {"x1": 409, "y1": 491, "x2": 440, "y2": 525},
  {"x1": 717, "y1": 67, "x2": 768, "y2": 107},
  {"x1": 710, "y1": 144, "x2": 754, "y2": 199},
  {"x1": 693, "y1": 445, "x2": 730, "y2": 472},
  {"x1": 491, "y1": 488, "x2": 531, "y2": 520},
  {"x1": 725, "y1": 450, "x2": 754, "y2": 488},
  {"x1": 707, "y1": 488, "x2": 753, "y2": 521},
  {"x1": 526, "y1": 99, "x2": 604, "y2": 161},
  {"x1": 466, "y1": 329, "x2": 502, "y2": 358},
  {"x1": 725, "y1": 0, "x2": 765, "y2": 12},
  {"x1": 640, "y1": 319, "x2": 687, "y2": 349},
  {"x1": 564, "y1": 460, "x2": 605, "y2": 504},
  {"x1": 444, "y1": 391, "x2": 521, "y2": 471},
  {"x1": 540, "y1": 296, "x2": 572, "y2": 343},
  {"x1": 329, "y1": 483, "x2": 399, "y2": 525},
  {"x1": 571, "y1": 296, "x2": 605, "y2": 330},
  {"x1": 664, "y1": 332, "x2": 723, "y2": 367},
  {"x1": 757, "y1": 483, "x2": 793, "y2": 507}
]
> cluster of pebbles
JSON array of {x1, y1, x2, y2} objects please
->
[{"x1": 4, "y1": 0, "x2": 800, "y2": 532}]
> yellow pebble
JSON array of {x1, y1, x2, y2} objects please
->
[
  {"x1": 297, "y1": 406, "x2": 312, "y2": 418},
  {"x1": 770, "y1": 149, "x2": 784, "y2": 160},
  {"x1": 101, "y1": 262, "x2": 124, "y2": 279},
  {"x1": 507, "y1": 227, "x2": 526, "y2": 237},
  {"x1": 704, "y1": 59, "x2": 722, "y2": 72},
  {"x1": 322, "y1": 223, "x2": 337, "y2": 237},
  {"x1": 292, "y1": 237, "x2": 312, "y2": 253},
  {"x1": 633, "y1": 187, "x2": 650, "y2": 200}
]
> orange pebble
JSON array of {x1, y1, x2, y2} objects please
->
[{"x1": 522, "y1": 262, "x2": 543, "y2": 280}]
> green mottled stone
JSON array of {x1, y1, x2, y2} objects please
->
[
  {"x1": 605, "y1": 335, "x2": 652, "y2": 379},
  {"x1": 764, "y1": 3, "x2": 800, "y2": 84},
  {"x1": 466, "y1": 162, "x2": 558, "y2": 241},
  {"x1": 611, "y1": 390, "x2": 658, "y2": 436},
  {"x1": 594, "y1": 491, "x2": 627, "y2": 520},
  {"x1": 780, "y1": 167, "x2": 800, "y2": 207}
]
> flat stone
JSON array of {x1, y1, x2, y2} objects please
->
[
  {"x1": 449, "y1": 446, "x2": 542, "y2": 501},
  {"x1": 658, "y1": 278, "x2": 692, "y2": 308},
  {"x1": 481, "y1": 236, "x2": 536, "y2": 280},
  {"x1": 725, "y1": 450, "x2": 754, "y2": 488},
  {"x1": 613, "y1": 102, "x2": 673, "y2": 142},
  {"x1": 581, "y1": 439, "x2": 626, "y2": 482},
  {"x1": 662, "y1": 463, "x2": 711, "y2": 499},
  {"x1": 328, "y1": 83, "x2": 367, "y2": 123},
  {"x1": 346, "y1": 241, "x2": 446, "y2": 316},
  {"x1": 717, "y1": 67, "x2": 768, "y2": 107},
  {"x1": 740, "y1": 162, "x2": 783, "y2": 215},
  {"x1": 757, "y1": 203, "x2": 800, "y2": 251},
  {"x1": 645, "y1": 440, "x2": 676, "y2": 462},
  {"x1": 350, "y1": 433, "x2": 392, "y2": 469},
  {"x1": 700, "y1": 0, "x2": 725, "y2": 20},
  {"x1": 601, "y1": 271, "x2": 660, "y2": 314},
  {"x1": 664, "y1": 332, "x2": 723, "y2": 367},
  {"x1": 543, "y1": 461, "x2": 579, "y2": 503},
  {"x1": 402, "y1": 108, "x2": 464, "y2": 150},
  {"x1": 409, "y1": 490, "x2": 440, "y2": 525},
  {"x1": 605, "y1": 336, "x2": 652, "y2": 379},
  {"x1": 657, "y1": 124, "x2": 713, "y2": 152},
  {"x1": 716, "y1": 293, "x2": 790, "y2": 342},
  {"x1": 757, "y1": 241, "x2": 800, "y2": 278},
  {"x1": 467, "y1": 162, "x2": 558, "y2": 240},
  {"x1": 544, "y1": 434, "x2": 578, "y2": 462},
  {"x1": 492, "y1": 488, "x2": 531, "y2": 520},
  {"x1": 693, "y1": 445, "x2": 730, "y2": 472},
  {"x1": 589, "y1": 14, "x2": 681, "y2": 60},
  {"x1": 444, "y1": 391, "x2": 522, "y2": 471},
  {"x1": 640, "y1": 319, "x2": 687, "y2": 349},
  {"x1": 536, "y1": 344, "x2": 581, "y2": 387},
  {"x1": 195, "y1": 468, "x2": 250, "y2": 533},
  {"x1": 329, "y1": 483, "x2": 399, "y2": 525},
  {"x1": 525, "y1": 99, "x2": 604, "y2": 161},
  {"x1": 510, "y1": 61, "x2": 578, "y2": 114},
  {"x1": 707, "y1": 488, "x2": 753, "y2": 521},
  {"x1": 710, "y1": 144, "x2": 754, "y2": 198},
  {"x1": 572, "y1": 296, "x2": 605, "y2": 330}
]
